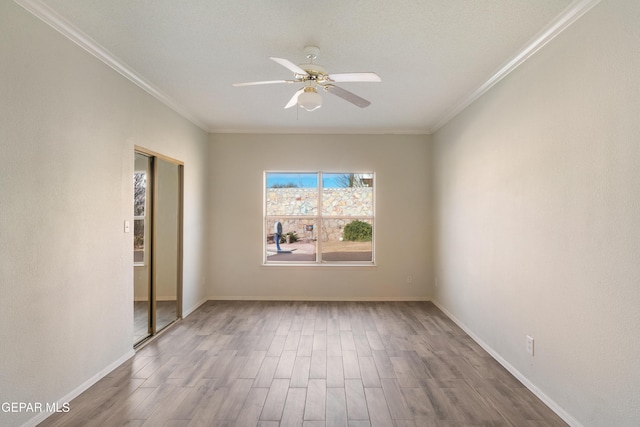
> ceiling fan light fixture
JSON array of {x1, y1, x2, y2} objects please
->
[
  {"x1": 233, "y1": 46, "x2": 379, "y2": 110},
  {"x1": 298, "y1": 87, "x2": 322, "y2": 111}
]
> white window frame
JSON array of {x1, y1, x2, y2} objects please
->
[{"x1": 263, "y1": 171, "x2": 376, "y2": 267}]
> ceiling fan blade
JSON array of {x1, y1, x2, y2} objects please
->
[
  {"x1": 270, "y1": 57, "x2": 309, "y2": 76},
  {"x1": 232, "y1": 80, "x2": 295, "y2": 87},
  {"x1": 328, "y1": 72, "x2": 381, "y2": 83},
  {"x1": 324, "y1": 85, "x2": 371, "y2": 108},
  {"x1": 285, "y1": 88, "x2": 304, "y2": 109}
]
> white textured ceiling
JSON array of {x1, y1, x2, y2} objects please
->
[{"x1": 32, "y1": 0, "x2": 579, "y2": 133}]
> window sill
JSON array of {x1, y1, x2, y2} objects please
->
[{"x1": 262, "y1": 262, "x2": 376, "y2": 269}]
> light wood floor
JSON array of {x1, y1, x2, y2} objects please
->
[{"x1": 40, "y1": 301, "x2": 567, "y2": 426}]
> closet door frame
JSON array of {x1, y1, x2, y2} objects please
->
[{"x1": 135, "y1": 146, "x2": 183, "y2": 345}]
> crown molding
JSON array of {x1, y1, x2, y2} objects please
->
[
  {"x1": 210, "y1": 127, "x2": 431, "y2": 135},
  {"x1": 15, "y1": 0, "x2": 600, "y2": 136},
  {"x1": 428, "y1": 0, "x2": 601, "y2": 134},
  {"x1": 14, "y1": 0, "x2": 209, "y2": 132}
]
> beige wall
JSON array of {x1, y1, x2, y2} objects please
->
[
  {"x1": 432, "y1": 1, "x2": 640, "y2": 426},
  {"x1": 0, "y1": 2, "x2": 209, "y2": 426},
  {"x1": 4, "y1": 0, "x2": 639, "y2": 425},
  {"x1": 208, "y1": 133, "x2": 433, "y2": 300}
]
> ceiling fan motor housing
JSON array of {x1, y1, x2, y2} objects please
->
[
  {"x1": 233, "y1": 45, "x2": 379, "y2": 109},
  {"x1": 297, "y1": 63, "x2": 329, "y2": 82}
]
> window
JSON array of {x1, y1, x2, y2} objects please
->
[
  {"x1": 133, "y1": 171, "x2": 146, "y2": 265},
  {"x1": 264, "y1": 172, "x2": 374, "y2": 265}
]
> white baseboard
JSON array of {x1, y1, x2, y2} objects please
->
[
  {"x1": 22, "y1": 349, "x2": 135, "y2": 427},
  {"x1": 183, "y1": 297, "x2": 209, "y2": 318},
  {"x1": 26, "y1": 299, "x2": 576, "y2": 427},
  {"x1": 431, "y1": 299, "x2": 582, "y2": 427},
  {"x1": 207, "y1": 295, "x2": 430, "y2": 302}
]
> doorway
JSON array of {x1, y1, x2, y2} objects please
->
[{"x1": 133, "y1": 149, "x2": 183, "y2": 347}]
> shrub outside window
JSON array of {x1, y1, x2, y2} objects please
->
[{"x1": 264, "y1": 172, "x2": 374, "y2": 265}]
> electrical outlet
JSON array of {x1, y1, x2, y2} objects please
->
[
  {"x1": 526, "y1": 335, "x2": 535, "y2": 356},
  {"x1": 406, "y1": 275, "x2": 413, "y2": 284}
]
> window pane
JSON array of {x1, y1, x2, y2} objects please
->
[
  {"x1": 134, "y1": 219, "x2": 145, "y2": 263},
  {"x1": 266, "y1": 173, "x2": 318, "y2": 216},
  {"x1": 134, "y1": 172, "x2": 146, "y2": 216},
  {"x1": 267, "y1": 172, "x2": 318, "y2": 189},
  {"x1": 264, "y1": 171, "x2": 375, "y2": 265},
  {"x1": 321, "y1": 218, "x2": 373, "y2": 262},
  {"x1": 266, "y1": 218, "x2": 317, "y2": 262},
  {"x1": 322, "y1": 173, "x2": 373, "y2": 216}
]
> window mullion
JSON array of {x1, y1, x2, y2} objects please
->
[
  {"x1": 317, "y1": 171, "x2": 322, "y2": 264},
  {"x1": 264, "y1": 171, "x2": 374, "y2": 265}
]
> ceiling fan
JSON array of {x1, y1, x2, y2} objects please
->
[{"x1": 232, "y1": 46, "x2": 381, "y2": 111}]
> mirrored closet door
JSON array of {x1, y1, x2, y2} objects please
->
[{"x1": 133, "y1": 149, "x2": 183, "y2": 347}]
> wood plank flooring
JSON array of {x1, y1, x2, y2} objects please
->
[{"x1": 40, "y1": 301, "x2": 567, "y2": 426}]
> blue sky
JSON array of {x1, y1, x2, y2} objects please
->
[{"x1": 267, "y1": 173, "x2": 344, "y2": 188}]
